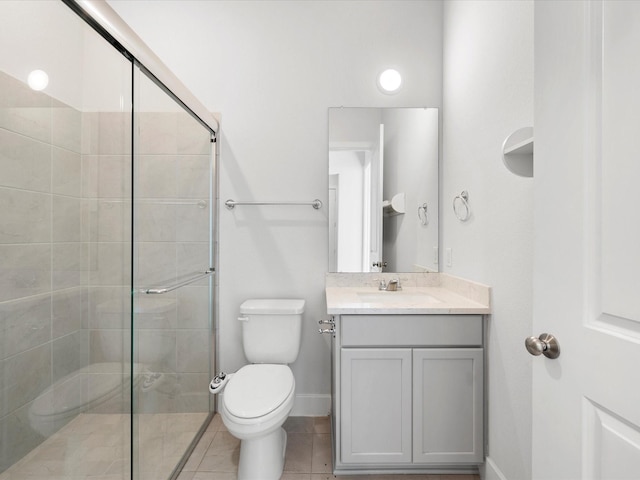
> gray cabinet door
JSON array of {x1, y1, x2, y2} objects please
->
[
  {"x1": 413, "y1": 348, "x2": 484, "y2": 464},
  {"x1": 341, "y1": 348, "x2": 412, "y2": 464}
]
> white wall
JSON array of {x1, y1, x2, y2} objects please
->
[
  {"x1": 382, "y1": 108, "x2": 439, "y2": 271},
  {"x1": 442, "y1": 2, "x2": 533, "y2": 480},
  {"x1": 108, "y1": 0, "x2": 443, "y2": 414},
  {"x1": 0, "y1": 0, "x2": 128, "y2": 112}
]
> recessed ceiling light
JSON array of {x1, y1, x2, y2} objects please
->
[
  {"x1": 377, "y1": 68, "x2": 402, "y2": 94},
  {"x1": 27, "y1": 70, "x2": 49, "y2": 91}
]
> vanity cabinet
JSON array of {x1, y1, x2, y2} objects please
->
[{"x1": 332, "y1": 314, "x2": 484, "y2": 474}]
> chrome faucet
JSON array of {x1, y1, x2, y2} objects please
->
[{"x1": 379, "y1": 278, "x2": 402, "y2": 291}]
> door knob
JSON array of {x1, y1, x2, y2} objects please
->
[{"x1": 525, "y1": 333, "x2": 560, "y2": 359}]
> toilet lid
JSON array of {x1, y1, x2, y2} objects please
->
[{"x1": 225, "y1": 364, "x2": 294, "y2": 419}]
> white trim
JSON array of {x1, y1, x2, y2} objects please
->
[
  {"x1": 482, "y1": 456, "x2": 509, "y2": 480},
  {"x1": 75, "y1": 0, "x2": 219, "y2": 133},
  {"x1": 329, "y1": 141, "x2": 375, "y2": 151}
]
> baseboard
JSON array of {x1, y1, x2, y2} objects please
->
[
  {"x1": 482, "y1": 456, "x2": 509, "y2": 480},
  {"x1": 290, "y1": 394, "x2": 332, "y2": 417}
]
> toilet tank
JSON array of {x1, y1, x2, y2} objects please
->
[{"x1": 239, "y1": 299, "x2": 305, "y2": 364}]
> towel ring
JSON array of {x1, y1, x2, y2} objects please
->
[
  {"x1": 418, "y1": 203, "x2": 428, "y2": 225},
  {"x1": 453, "y1": 191, "x2": 471, "y2": 221}
]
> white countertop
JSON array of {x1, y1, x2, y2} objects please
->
[{"x1": 325, "y1": 273, "x2": 491, "y2": 315}]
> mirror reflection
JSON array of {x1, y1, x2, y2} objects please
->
[{"x1": 328, "y1": 107, "x2": 439, "y2": 273}]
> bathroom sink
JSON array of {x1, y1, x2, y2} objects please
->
[{"x1": 356, "y1": 291, "x2": 441, "y2": 303}]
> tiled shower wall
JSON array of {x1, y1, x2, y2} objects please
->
[
  {"x1": 132, "y1": 107, "x2": 212, "y2": 415},
  {"x1": 0, "y1": 69, "x2": 212, "y2": 472},
  {"x1": 0, "y1": 69, "x2": 91, "y2": 471}
]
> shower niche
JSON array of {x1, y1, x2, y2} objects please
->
[{"x1": 502, "y1": 126, "x2": 534, "y2": 177}]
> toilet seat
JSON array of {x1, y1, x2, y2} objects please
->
[{"x1": 224, "y1": 364, "x2": 294, "y2": 419}]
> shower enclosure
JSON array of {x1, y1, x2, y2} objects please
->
[{"x1": 0, "y1": 1, "x2": 217, "y2": 479}]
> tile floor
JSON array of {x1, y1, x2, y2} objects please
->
[
  {"x1": 178, "y1": 415, "x2": 481, "y2": 480},
  {"x1": 0, "y1": 413, "x2": 480, "y2": 480}
]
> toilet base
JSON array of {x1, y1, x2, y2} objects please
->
[{"x1": 237, "y1": 426, "x2": 287, "y2": 480}]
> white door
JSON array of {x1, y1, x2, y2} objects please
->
[
  {"x1": 328, "y1": 174, "x2": 339, "y2": 272},
  {"x1": 369, "y1": 124, "x2": 384, "y2": 271},
  {"x1": 533, "y1": 1, "x2": 640, "y2": 478}
]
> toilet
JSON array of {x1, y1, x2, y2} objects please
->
[{"x1": 218, "y1": 298, "x2": 305, "y2": 480}]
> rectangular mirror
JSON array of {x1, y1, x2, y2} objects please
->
[{"x1": 328, "y1": 107, "x2": 439, "y2": 273}]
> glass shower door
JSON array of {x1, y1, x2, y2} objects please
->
[
  {"x1": 0, "y1": 1, "x2": 133, "y2": 478},
  {"x1": 132, "y1": 66, "x2": 214, "y2": 480}
]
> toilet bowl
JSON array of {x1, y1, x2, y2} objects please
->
[
  {"x1": 216, "y1": 298, "x2": 305, "y2": 480},
  {"x1": 220, "y1": 364, "x2": 295, "y2": 479}
]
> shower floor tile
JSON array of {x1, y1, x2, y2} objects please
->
[{"x1": 0, "y1": 412, "x2": 207, "y2": 480}]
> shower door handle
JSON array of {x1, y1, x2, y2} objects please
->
[{"x1": 142, "y1": 268, "x2": 214, "y2": 294}]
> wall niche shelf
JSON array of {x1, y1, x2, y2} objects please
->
[
  {"x1": 502, "y1": 126, "x2": 533, "y2": 177},
  {"x1": 383, "y1": 192, "x2": 406, "y2": 216}
]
